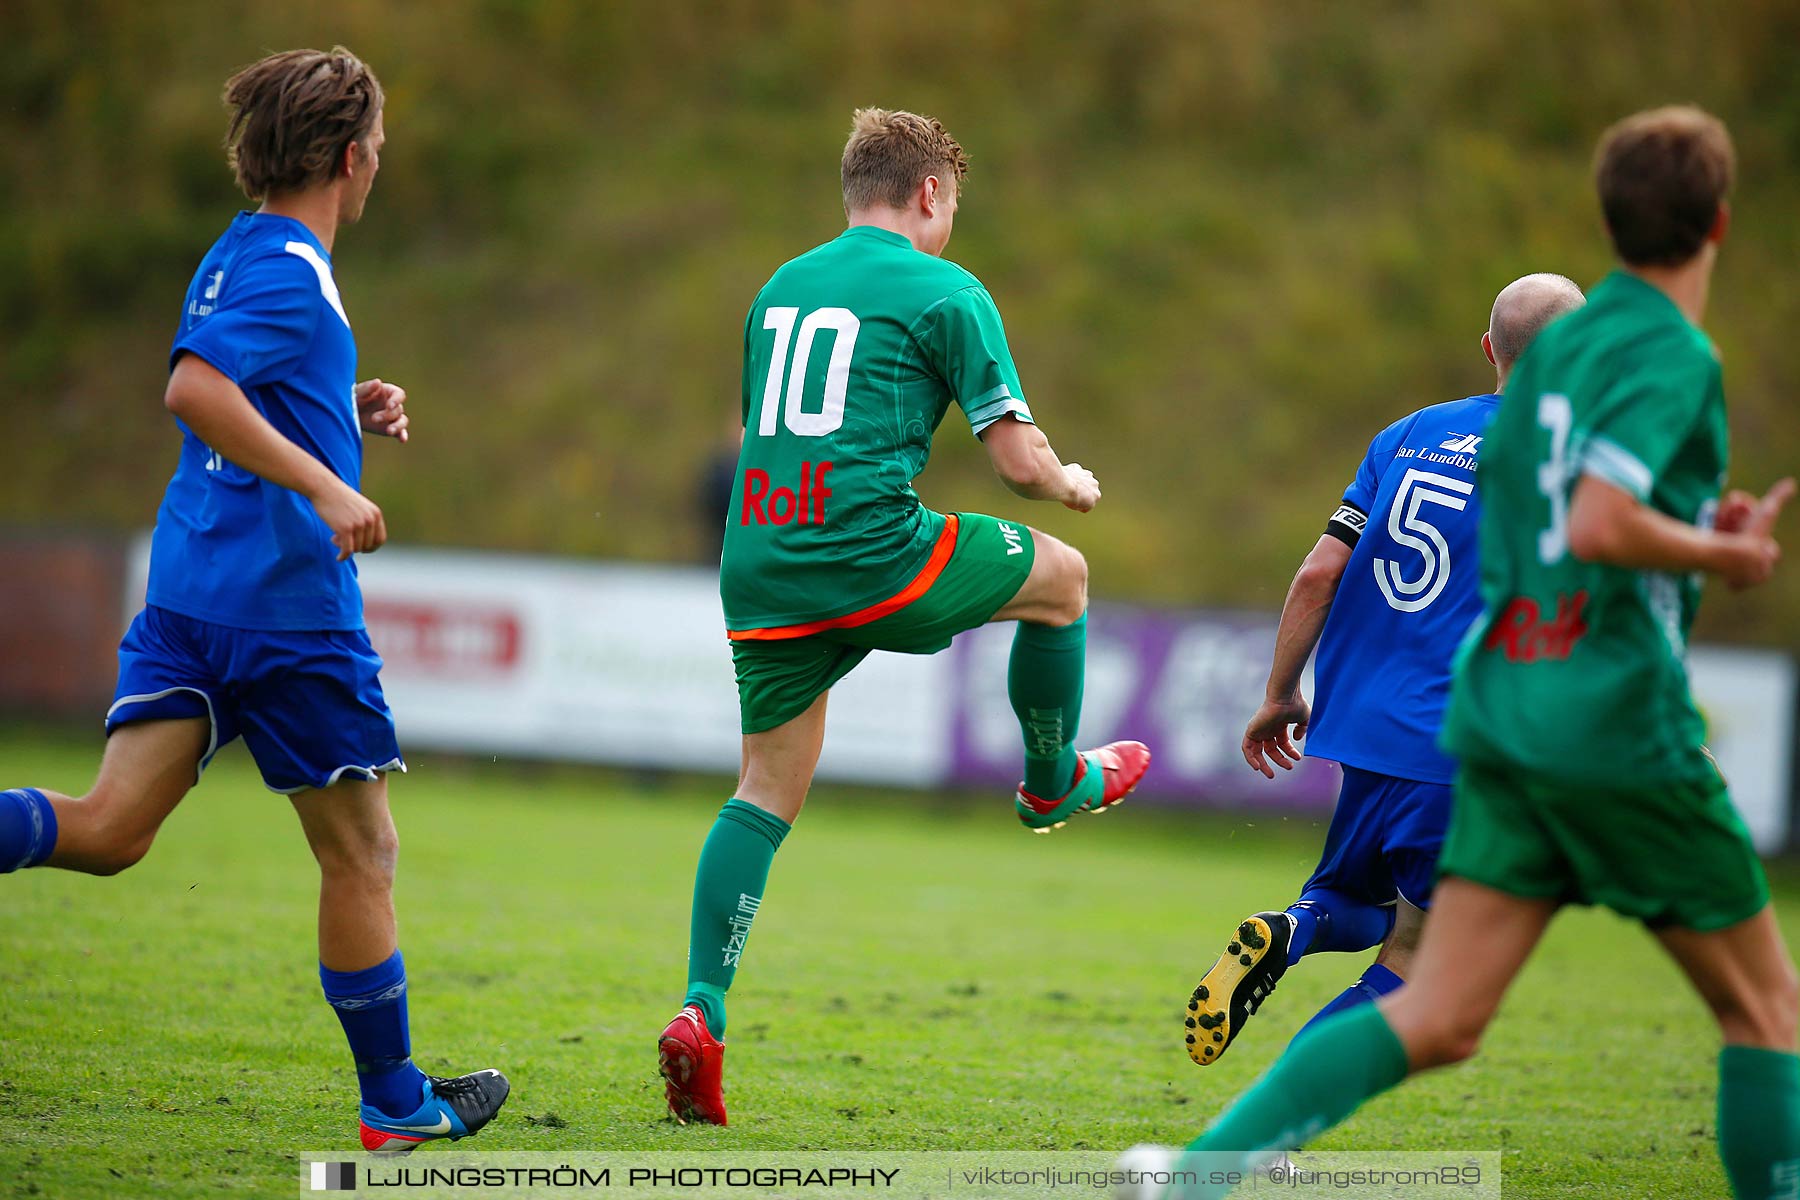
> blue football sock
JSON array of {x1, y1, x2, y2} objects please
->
[
  {"x1": 320, "y1": 950, "x2": 430, "y2": 1119},
  {"x1": 1, "y1": 788, "x2": 58, "y2": 873},
  {"x1": 1291, "y1": 961, "x2": 1407, "y2": 1046},
  {"x1": 1285, "y1": 888, "x2": 1396, "y2": 964},
  {"x1": 1286, "y1": 901, "x2": 1324, "y2": 963},
  {"x1": 1360, "y1": 962, "x2": 1404, "y2": 996}
]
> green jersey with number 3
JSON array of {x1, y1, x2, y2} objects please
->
[
  {"x1": 1442, "y1": 271, "x2": 1728, "y2": 786},
  {"x1": 720, "y1": 225, "x2": 1033, "y2": 631}
]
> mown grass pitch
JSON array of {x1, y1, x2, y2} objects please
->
[{"x1": 3, "y1": 727, "x2": 1796, "y2": 1197}]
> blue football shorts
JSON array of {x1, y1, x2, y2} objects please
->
[
  {"x1": 1301, "y1": 764, "x2": 1452, "y2": 910},
  {"x1": 106, "y1": 605, "x2": 404, "y2": 795}
]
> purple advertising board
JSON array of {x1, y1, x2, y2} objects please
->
[{"x1": 946, "y1": 602, "x2": 1342, "y2": 813}]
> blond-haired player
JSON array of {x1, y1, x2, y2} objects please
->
[{"x1": 657, "y1": 109, "x2": 1150, "y2": 1125}]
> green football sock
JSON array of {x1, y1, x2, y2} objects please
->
[
  {"x1": 1009, "y1": 613, "x2": 1086, "y2": 798},
  {"x1": 1176, "y1": 1004, "x2": 1410, "y2": 1194},
  {"x1": 1718, "y1": 1045, "x2": 1800, "y2": 1199},
  {"x1": 681, "y1": 799, "x2": 790, "y2": 1039}
]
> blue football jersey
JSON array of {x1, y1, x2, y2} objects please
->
[
  {"x1": 1304, "y1": 394, "x2": 1500, "y2": 784},
  {"x1": 149, "y1": 212, "x2": 364, "y2": 631}
]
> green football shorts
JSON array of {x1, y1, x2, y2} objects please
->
[
  {"x1": 1439, "y1": 756, "x2": 1770, "y2": 932},
  {"x1": 729, "y1": 511, "x2": 1036, "y2": 735}
]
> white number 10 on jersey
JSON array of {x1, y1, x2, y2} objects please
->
[{"x1": 755, "y1": 307, "x2": 861, "y2": 438}]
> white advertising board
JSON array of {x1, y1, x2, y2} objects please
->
[
  {"x1": 1688, "y1": 646, "x2": 1796, "y2": 852},
  {"x1": 355, "y1": 548, "x2": 951, "y2": 786},
  {"x1": 124, "y1": 536, "x2": 1796, "y2": 849}
]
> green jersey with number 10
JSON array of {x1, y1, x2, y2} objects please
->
[
  {"x1": 720, "y1": 225, "x2": 1033, "y2": 632},
  {"x1": 1442, "y1": 270, "x2": 1728, "y2": 787}
]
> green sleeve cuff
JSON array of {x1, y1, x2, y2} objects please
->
[
  {"x1": 964, "y1": 385, "x2": 1034, "y2": 435},
  {"x1": 1579, "y1": 435, "x2": 1654, "y2": 500}
]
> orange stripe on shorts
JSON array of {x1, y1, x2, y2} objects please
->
[{"x1": 727, "y1": 514, "x2": 962, "y2": 642}]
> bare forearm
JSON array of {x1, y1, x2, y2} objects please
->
[
  {"x1": 166, "y1": 360, "x2": 338, "y2": 500},
  {"x1": 1570, "y1": 478, "x2": 1738, "y2": 575},
  {"x1": 1265, "y1": 536, "x2": 1351, "y2": 700},
  {"x1": 1590, "y1": 509, "x2": 1728, "y2": 572},
  {"x1": 980, "y1": 415, "x2": 1098, "y2": 511},
  {"x1": 185, "y1": 403, "x2": 337, "y2": 498},
  {"x1": 1266, "y1": 577, "x2": 1333, "y2": 700},
  {"x1": 1001, "y1": 439, "x2": 1074, "y2": 502}
]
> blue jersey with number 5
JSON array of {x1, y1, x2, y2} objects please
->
[
  {"x1": 150, "y1": 212, "x2": 364, "y2": 632},
  {"x1": 1304, "y1": 393, "x2": 1500, "y2": 784}
]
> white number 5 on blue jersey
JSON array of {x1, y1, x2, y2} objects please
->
[{"x1": 1375, "y1": 468, "x2": 1473, "y2": 612}]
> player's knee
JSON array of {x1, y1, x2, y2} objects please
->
[
  {"x1": 1410, "y1": 1019, "x2": 1483, "y2": 1069},
  {"x1": 313, "y1": 823, "x2": 399, "y2": 888},
  {"x1": 357, "y1": 825, "x2": 400, "y2": 886},
  {"x1": 369, "y1": 824, "x2": 400, "y2": 880},
  {"x1": 1390, "y1": 998, "x2": 1483, "y2": 1069},
  {"x1": 733, "y1": 767, "x2": 808, "y2": 826},
  {"x1": 1044, "y1": 542, "x2": 1089, "y2": 626},
  {"x1": 1436, "y1": 1026, "x2": 1484, "y2": 1067}
]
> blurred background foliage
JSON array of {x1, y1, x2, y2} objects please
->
[{"x1": 4, "y1": 0, "x2": 1798, "y2": 641}]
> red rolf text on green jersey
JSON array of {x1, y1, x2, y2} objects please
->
[
  {"x1": 741, "y1": 461, "x2": 833, "y2": 526},
  {"x1": 1483, "y1": 591, "x2": 1590, "y2": 662}
]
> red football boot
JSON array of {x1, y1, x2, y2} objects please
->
[
  {"x1": 658, "y1": 1004, "x2": 727, "y2": 1125},
  {"x1": 1015, "y1": 740, "x2": 1151, "y2": 832}
]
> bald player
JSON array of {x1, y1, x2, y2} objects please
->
[{"x1": 1182, "y1": 274, "x2": 1586, "y2": 1068}]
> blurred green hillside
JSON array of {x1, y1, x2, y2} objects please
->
[{"x1": 5, "y1": 0, "x2": 1799, "y2": 641}]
